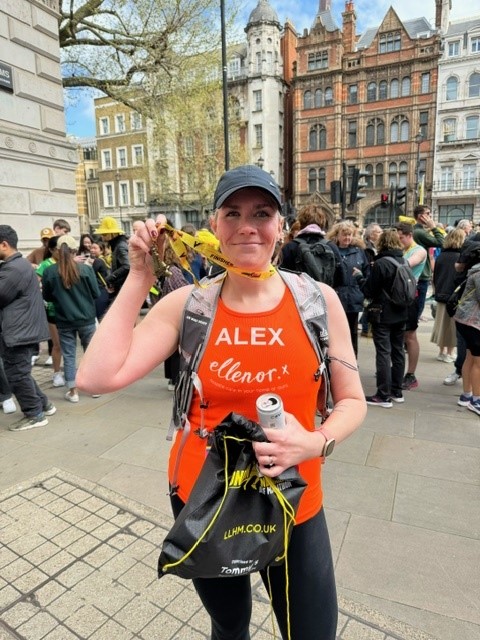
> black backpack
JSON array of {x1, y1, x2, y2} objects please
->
[
  {"x1": 292, "y1": 236, "x2": 337, "y2": 286},
  {"x1": 382, "y1": 256, "x2": 417, "y2": 306}
]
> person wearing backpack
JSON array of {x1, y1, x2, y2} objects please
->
[
  {"x1": 327, "y1": 221, "x2": 370, "y2": 357},
  {"x1": 362, "y1": 229, "x2": 410, "y2": 407},
  {"x1": 396, "y1": 223, "x2": 427, "y2": 390},
  {"x1": 279, "y1": 204, "x2": 346, "y2": 289},
  {"x1": 77, "y1": 165, "x2": 367, "y2": 640}
]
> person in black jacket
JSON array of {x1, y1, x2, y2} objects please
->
[
  {"x1": 0, "y1": 225, "x2": 56, "y2": 431},
  {"x1": 95, "y1": 217, "x2": 130, "y2": 301},
  {"x1": 362, "y1": 229, "x2": 409, "y2": 408},
  {"x1": 431, "y1": 228, "x2": 466, "y2": 362}
]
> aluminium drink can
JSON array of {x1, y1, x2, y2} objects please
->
[{"x1": 256, "y1": 393, "x2": 285, "y2": 429}]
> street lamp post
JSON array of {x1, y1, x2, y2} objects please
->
[{"x1": 414, "y1": 131, "x2": 424, "y2": 206}]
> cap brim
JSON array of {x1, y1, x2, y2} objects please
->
[{"x1": 215, "y1": 182, "x2": 282, "y2": 209}]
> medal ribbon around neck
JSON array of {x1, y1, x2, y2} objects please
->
[{"x1": 159, "y1": 223, "x2": 276, "y2": 285}]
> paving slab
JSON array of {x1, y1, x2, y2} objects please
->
[{"x1": 0, "y1": 469, "x2": 436, "y2": 640}]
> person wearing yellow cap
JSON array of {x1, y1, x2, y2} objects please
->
[
  {"x1": 27, "y1": 228, "x2": 55, "y2": 267},
  {"x1": 95, "y1": 217, "x2": 130, "y2": 301}
]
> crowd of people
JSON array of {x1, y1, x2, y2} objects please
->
[
  {"x1": 2, "y1": 199, "x2": 480, "y2": 427},
  {"x1": 0, "y1": 216, "x2": 130, "y2": 427}
]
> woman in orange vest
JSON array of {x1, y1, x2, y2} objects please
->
[{"x1": 78, "y1": 166, "x2": 366, "y2": 640}]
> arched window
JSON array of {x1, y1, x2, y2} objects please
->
[
  {"x1": 377, "y1": 120, "x2": 385, "y2": 144},
  {"x1": 399, "y1": 161, "x2": 408, "y2": 187},
  {"x1": 324, "y1": 87, "x2": 333, "y2": 105},
  {"x1": 319, "y1": 126, "x2": 326, "y2": 149},
  {"x1": 314, "y1": 88, "x2": 323, "y2": 107},
  {"x1": 365, "y1": 164, "x2": 374, "y2": 188},
  {"x1": 400, "y1": 119, "x2": 409, "y2": 141},
  {"x1": 304, "y1": 90, "x2": 313, "y2": 109},
  {"x1": 318, "y1": 168, "x2": 326, "y2": 192},
  {"x1": 309, "y1": 124, "x2": 326, "y2": 150},
  {"x1": 390, "y1": 120, "x2": 399, "y2": 143},
  {"x1": 389, "y1": 162, "x2": 397, "y2": 186},
  {"x1": 366, "y1": 122, "x2": 374, "y2": 146},
  {"x1": 375, "y1": 163, "x2": 384, "y2": 188},
  {"x1": 390, "y1": 78, "x2": 399, "y2": 98},
  {"x1": 366, "y1": 118, "x2": 385, "y2": 146},
  {"x1": 468, "y1": 72, "x2": 480, "y2": 98},
  {"x1": 367, "y1": 82, "x2": 377, "y2": 102},
  {"x1": 379, "y1": 80, "x2": 388, "y2": 100},
  {"x1": 401, "y1": 76, "x2": 411, "y2": 97},
  {"x1": 446, "y1": 76, "x2": 458, "y2": 101}
]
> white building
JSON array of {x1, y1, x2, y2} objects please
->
[
  {"x1": 432, "y1": 14, "x2": 480, "y2": 224},
  {"x1": 0, "y1": 0, "x2": 78, "y2": 251}
]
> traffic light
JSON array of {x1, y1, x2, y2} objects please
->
[
  {"x1": 380, "y1": 193, "x2": 389, "y2": 208},
  {"x1": 395, "y1": 186, "x2": 407, "y2": 209},
  {"x1": 330, "y1": 180, "x2": 342, "y2": 204},
  {"x1": 349, "y1": 168, "x2": 369, "y2": 206}
]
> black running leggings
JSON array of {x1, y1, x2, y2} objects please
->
[{"x1": 170, "y1": 495, "x2": 338, "y2": 640}]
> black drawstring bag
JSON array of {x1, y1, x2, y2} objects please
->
[{"x1": 158, "y1": 412, "x2": 307, "y2": 580}]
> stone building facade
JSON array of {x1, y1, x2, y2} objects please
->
[
  {"x1": 432, "y1": 14, "x2": 480, "y2": 224},
  {"x1": 0, "y1": 0, "x2": 78, "y2": 251}
]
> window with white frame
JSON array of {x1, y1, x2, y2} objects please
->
[
  {"x1": 308, "y1": 51, "x2": 328, "y2": 70},
  {"x1": 228, "y1": 57, "x2": 241, "y2": 77},
  {"x1": 379, "y1": 32, "x2": 401, "y2": 53},
  {"x1": 469, "y1": 72, "x2": 480, "y2": 98},
  {"x1": 448, "y1": 41, "x2": 460, "y2": 57},
  {"x1": 117, "y1": 147, "x2": 127, "y2": 168},
  {"x1": 131, "y1": 112, "x2": 142, "y2": 130},
  {"x1": 471, "y1": 36, "x2": 480, "y2": 53},
  {"x1": 103, "y1": 183, "x2": 114, "y2": 207},
  {"x1": 101, "y1": 149, "x2": 112, "y2": 169},
  {"x1": 134, "y1": 181, "x2": 146, "y2": 205},
  {"x1": 132, "y1": 145, "x2": 144, "y2": 165},
  {"x1": 115, "y1": 114, "x2": 126, "y2": 133},
  {"x1": 463, "y1": 163, "x2": 476, "y2": 189},
  {"x1": 466, "y1": 115, "x2": 479, "y2": 139},
  {"x1": 254, "y1": 124, "x2": 262, "y2": 148},
  {"x1": 446, "y1": 76, "x2": 458, "y2": 101},
  {"x1": 99, "y1": 117, "x2": 109, "y2": 135},
  {"x1": 206, "y1": 134, "x2": 216, "y2": 155},
  {"x1": 253, "y1": 90, "x2": 262, "y2": 111},
  {"x1": 119, "y1": 181, "x2": 129, "y2": 206},
  {"x1": 440, "y1": 165, "x2": 454, "y2": 190},
  {"x1": 442, "y1": 118, "x2": 457, "y2": 142}
]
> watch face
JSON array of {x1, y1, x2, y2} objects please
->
[{"x1": 324, "y1": 439, "x2": 335, "y2": 457}]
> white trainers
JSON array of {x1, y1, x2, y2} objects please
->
[
  {"x1": 53, "y1": 372, "x2": 65, "y2": 387},
  {"x1": 444, "y1": 371, "x2": 460, "y2": 385},
  {"x1": 2, "y1": 397, "x2": 17, "y2": 414},
  {"x1": 45, "y1": 356, "x2": 53, "y2": 366},
  {"x1": 31, "y1": 355, "x2": 40, "y2": 366},
  {"x1": 65, "y1": 391, "x2": 79, "y2": 403}
]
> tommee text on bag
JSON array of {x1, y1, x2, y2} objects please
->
[{"x1": 158, "y1": 413, "x2": 306, "y2": 580}]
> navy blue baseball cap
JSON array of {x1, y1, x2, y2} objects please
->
[{"x1": 213, "y1": 165, "x2": 282, "y2": 210}]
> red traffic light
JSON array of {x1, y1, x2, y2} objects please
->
[{"x1": 380, "y1": 193, "x2": 389, "y2": 208}]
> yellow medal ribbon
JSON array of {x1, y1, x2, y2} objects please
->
[{"x1": 161, "y1": 223, "x2": 276, "y2": 285}]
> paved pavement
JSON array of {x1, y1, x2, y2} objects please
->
[{"x1": 0, "y1": 315, "x2": 478, "y2": 640}]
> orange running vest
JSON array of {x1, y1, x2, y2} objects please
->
[{"x1": 168, "y1": 286, "x2": 323, "y2": 524}]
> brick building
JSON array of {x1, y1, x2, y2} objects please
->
[{"x1": 292, "y1": 0, "x2": 441, "y2": 224}]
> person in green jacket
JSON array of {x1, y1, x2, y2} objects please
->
[
  {"x1": 42, "y1": 235, "x2": 99, "y2": 403},
  {"x1": 412, "y1": 205, "x2": 445, "y2": 319}
]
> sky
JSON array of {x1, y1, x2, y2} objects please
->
[{"x1": 64, "y1": 0, "x2": 479, "y2": 139}]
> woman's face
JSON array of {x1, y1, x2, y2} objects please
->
[
  {"x1": 82, "y1": 236, "x2": 92, "y2": 252},
  {"x1": 90, "y1": 243, "x2": 100, "y2": 258},
  {"x1": 211, "y1": 188, "x2": 283, "y2": 271},
  {"x1": 338, "y1": 228, "x2": 353, "y2": 248}
]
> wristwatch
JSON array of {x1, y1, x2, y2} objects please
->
[{"x1": 317, "y1": 427, "x2": 335, "y2": 461}]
